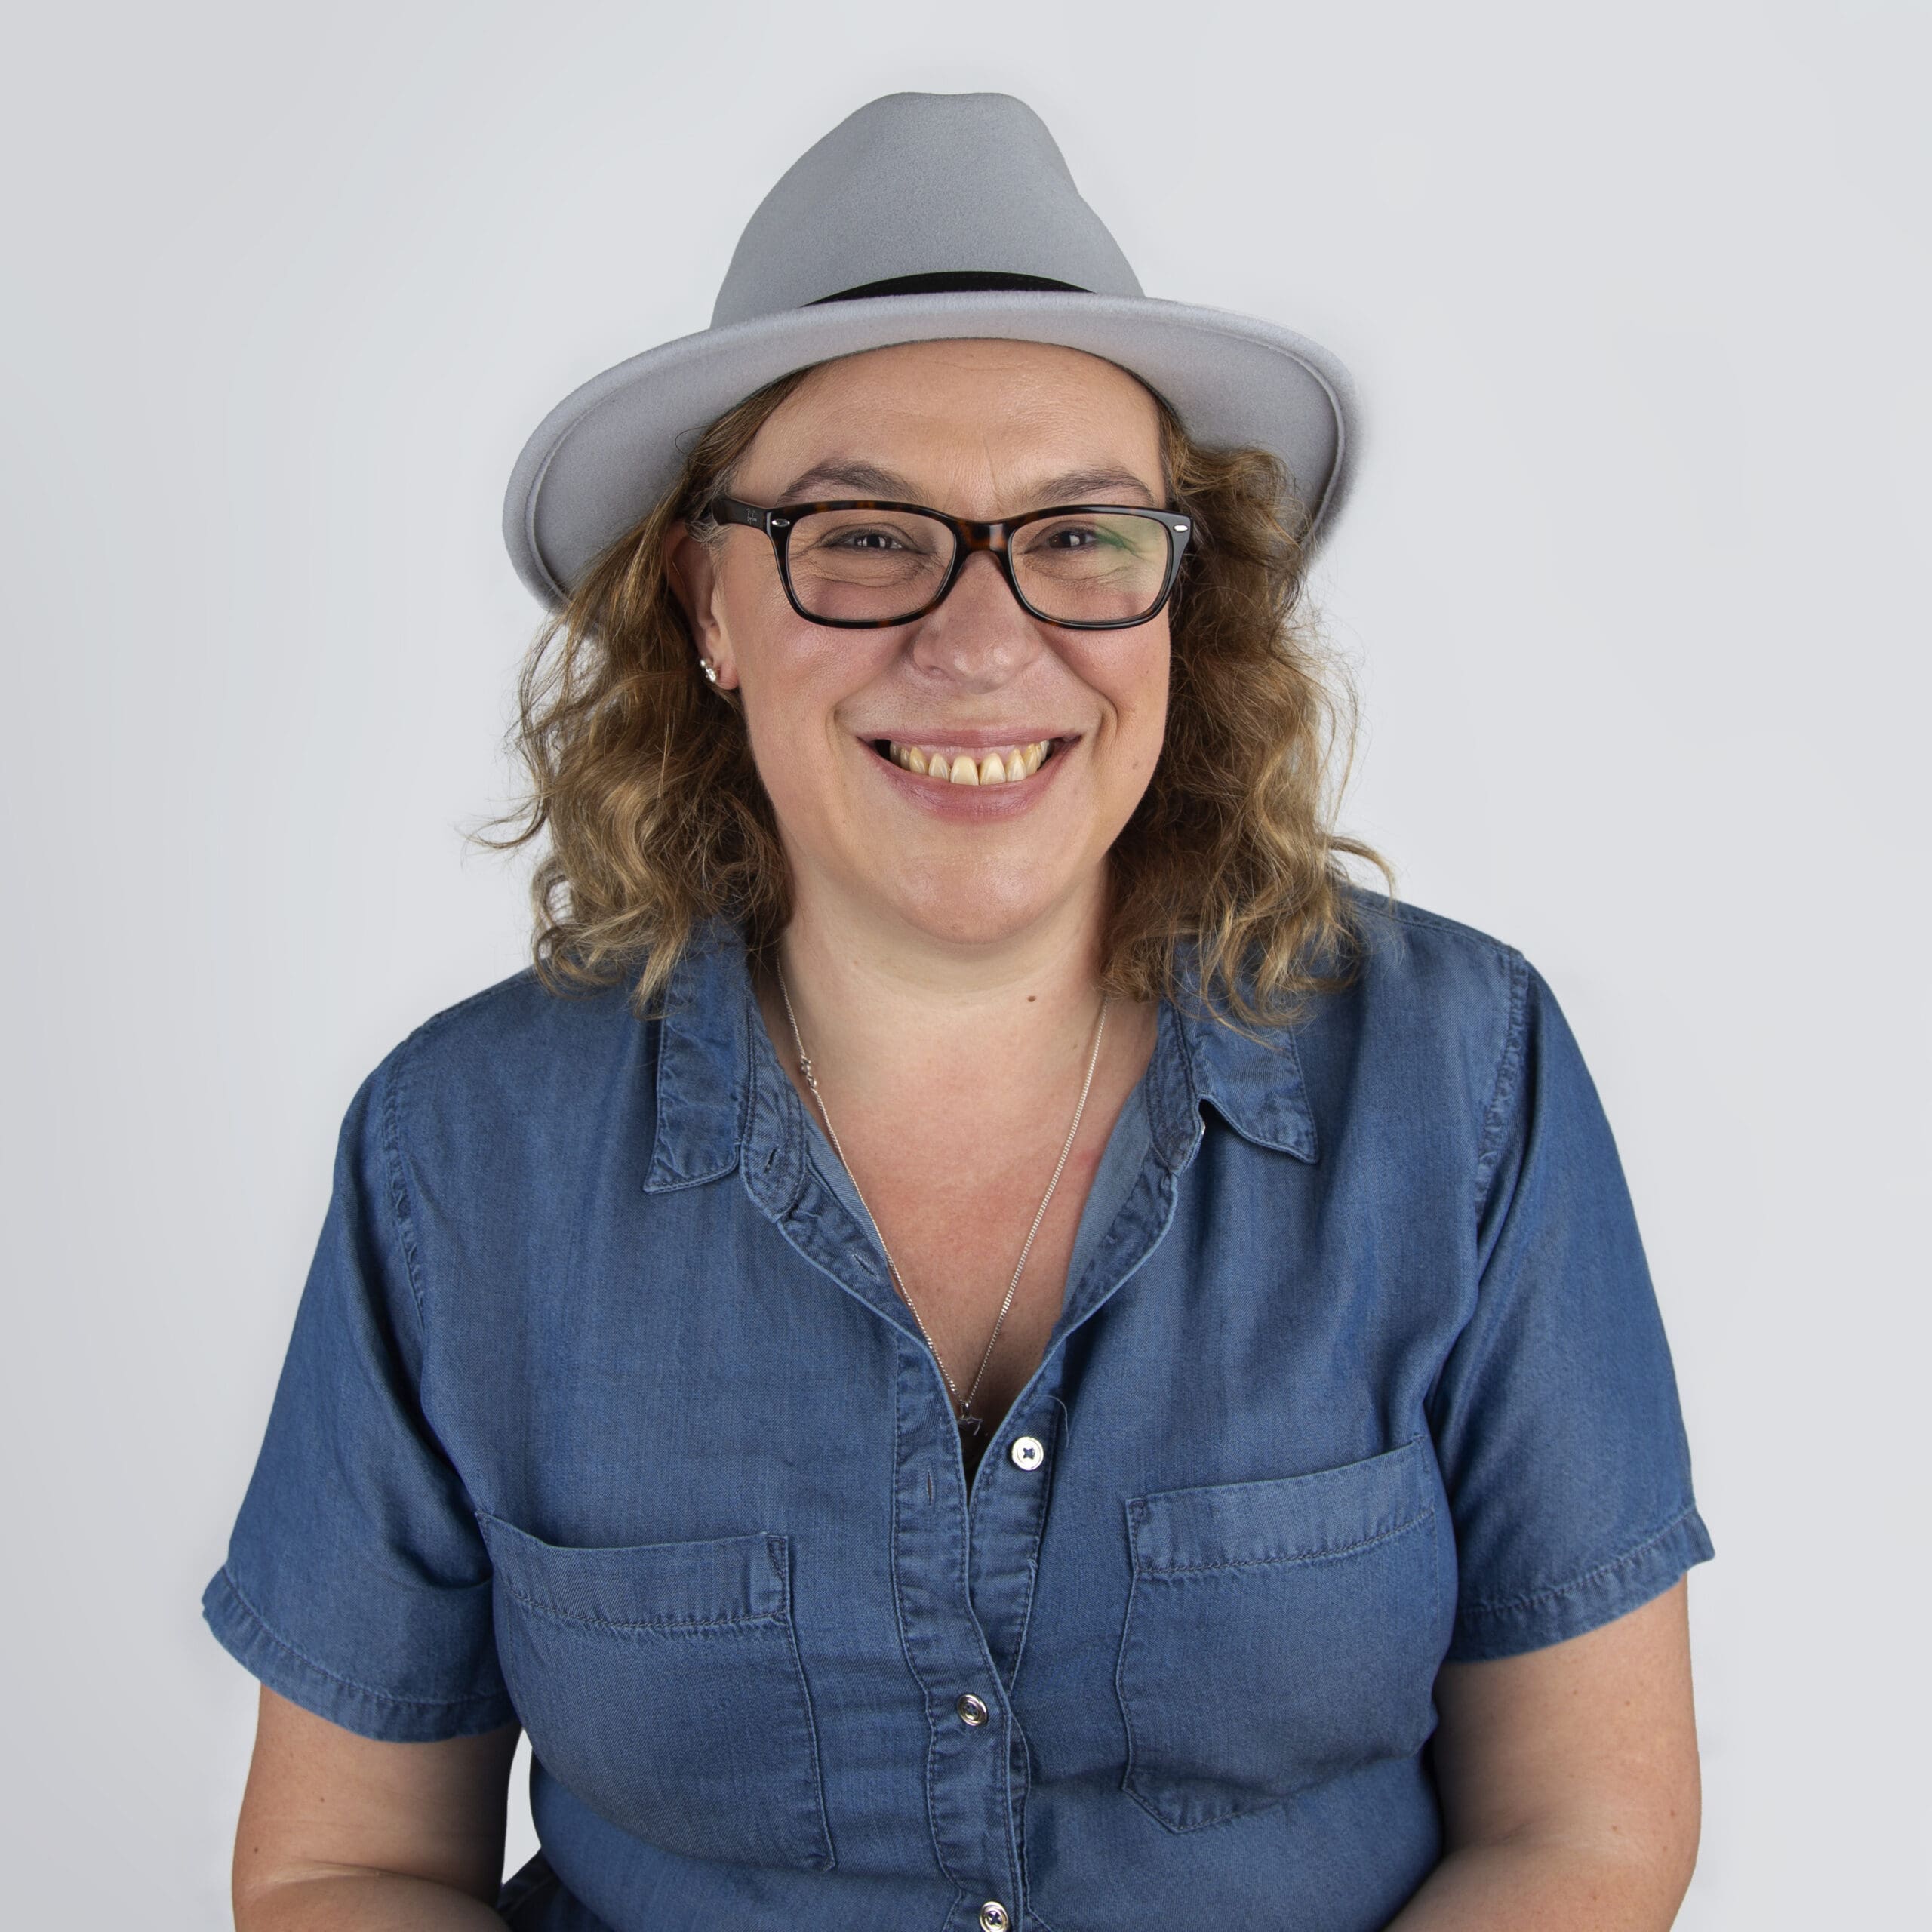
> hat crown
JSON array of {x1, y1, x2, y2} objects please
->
[{"x1": 711, "y1": 91, "x2": 1144, "y2": 328}]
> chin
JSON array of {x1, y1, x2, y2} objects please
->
[{"x1": 880, "y1": 866, "x2": 1069, "y2": 949}]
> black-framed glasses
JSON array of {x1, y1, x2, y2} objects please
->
[{"x1": 706, "y1": 495, "x2": 1193, "y2": 631}]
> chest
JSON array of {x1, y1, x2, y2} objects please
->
[{"x1": 844, "y1": 1138, "x2": 1108, "y2": 1443}]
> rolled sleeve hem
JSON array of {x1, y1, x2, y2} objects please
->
[
  {"x1": 201, "y1": 1565, "x2": 517, "y2": 1743},
  {"x1": 1444, "y1": 1503, "x2": 1716, "y2": 1663}
]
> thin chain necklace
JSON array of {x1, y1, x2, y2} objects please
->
[{"x1": 776, "y1": 961, "x2": 1109, "y2": 1437}]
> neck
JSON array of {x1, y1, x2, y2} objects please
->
[{"x1": 761, "y1": 870, "x2": 1114, "y2": 1103}]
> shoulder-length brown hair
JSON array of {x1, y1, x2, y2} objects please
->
[{"x1": 473, "y1": 357, "x2": 1394, "y2": 1032}]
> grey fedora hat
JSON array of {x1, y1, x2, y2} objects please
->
[{"x1": 503, "y1": 90, "x2": 1361, "y2": 613}]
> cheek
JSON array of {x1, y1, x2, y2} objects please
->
[
  {"x1": 735, "y1": 635, "x2": 891, "y2": 821},
  {"x1": 1096, "y1": 633, "x2": 1171, "y2": 775}
]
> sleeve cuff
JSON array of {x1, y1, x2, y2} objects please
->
[
  {"x1": 201, "y1": 1565, "x2": 518, "y2": 1743},
  {"x1": 1444, "y1": 1503, "x2": 1716, "y2": 1663}
]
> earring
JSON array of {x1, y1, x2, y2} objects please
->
[{"x1": 700, "y1": 659, "x2": 718, "y2": 685}]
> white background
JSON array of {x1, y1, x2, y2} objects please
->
[{"x1": 4, "y1": 2, "x2": 1924, "y2": 1924}]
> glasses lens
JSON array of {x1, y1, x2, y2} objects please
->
[
  {"x1": 786, "y1": 508, "x2": 956, "y2": 623},
  {"x1": 1011, "y1": 512, "x2": 1171, "y2": 625}
]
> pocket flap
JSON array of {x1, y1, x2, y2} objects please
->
[
  {"x1": 1128, "y1": 1437, "x2": 1433, "y2": 1574},
  {"x1": 474, "y1": 1510, "x2": 788, "y2": 1627}
]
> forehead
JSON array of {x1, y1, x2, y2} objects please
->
[{"x1": 736, "y1": 339, "x2": 1166, "y2": 508}]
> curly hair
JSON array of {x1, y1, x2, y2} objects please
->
[{"x1": 472, "y1": 355, "x2": 1395, "y2": 1032}]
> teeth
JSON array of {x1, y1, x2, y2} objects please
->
[{"x1": 883, "y1": 739, "x2": 1054, "y2": 786}]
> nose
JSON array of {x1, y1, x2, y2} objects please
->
[{"x1": 906, "y1": 549, "x2": 1044, "y2": 689}]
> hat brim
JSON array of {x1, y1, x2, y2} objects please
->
[{"x1": 503, "y1": 288, "x2": 1361, "y2": 612}]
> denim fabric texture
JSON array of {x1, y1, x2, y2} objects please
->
[{"x1": 202, "y1": 891, "x2": 1714, "y2": 1932}]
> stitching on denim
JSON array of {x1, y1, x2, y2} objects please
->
[
  {"x1": 1471, "y1": 946, "x2": 1531, "y2": 1219},
  {"x1": 1124, "y1": 1779, "x2": 1287, "y2": 1835},
  {"x1": 765, "y1": 1533, "x2": 838, "y2": 1870},
  {"x1": 498, "y1": 1584, "x2": 784, "y2": 1630},
  {"x1": 1121, "y1": 1503, "x2": 1303, "y2": 1835},
  {"x1": 214, "y1": 1565, "x2": 507, "y2": 1710},
  {"x1": 1150, "y1": 994, "x2": 1202, "y2": 1174},
  {"x1": 1460, "y1": 1503, "x2": 1703, "y2": 1617},
  {"x1": 1134, "y1": 1506, "x2": 1433, "y2": 1577},
  {"x1": 494, "y1": 1575, "x2": 784, "y2": 1632},
  {"x1": 735, "y1": 971, "x2": 763, "y2": 1188},
  {"x1": 1124, "y1": 1435, "x2": 1425, "y2": 1522},
  {"x1": 648, "y1": 1005, "x2": 740, "y2": 1191},
  {"x1": 1380, "y1": 900, "x2": 1517, "y2": 961},
  {"x1": 380, "y1": 1041, "x2": 473, "y2": 1484},
  {"x1": 1115, "y1": 1506, "x2": 1147, "y2": 1816},
  {"x1": 379, "y1": 1045, "x2": 432, "y2": 1345},
  {"x1": 1001, "y1": 1414, "x2": 1056, "y2": 1697},
  {"x1": 1278, "y1": 1020, "x2": 1318, "y2": 1161},
  {"x1": 884, "y1": 1360, "x2": 955, "y2": 1888}
]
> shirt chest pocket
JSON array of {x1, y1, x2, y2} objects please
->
[
  {"x1": 473, "y1": 1511, "x2": 835, "y2": 1872},
  {"x1": 1115, "y1": 1436, "x2": 1446, "y2": 1833}
]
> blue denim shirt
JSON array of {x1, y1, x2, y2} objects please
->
[{"x1": 202, "y1": 893, "x2": 1713, "y2": 1932}]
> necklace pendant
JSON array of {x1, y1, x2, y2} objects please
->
[{"x1": 955, "y1": 1410, "x2": 985, "y2": 1437}]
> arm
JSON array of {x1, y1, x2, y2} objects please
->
[
  {"x1": 232, "y1": 1687, "x2": 523, "y2": 1930},
  {"x1": 1386, "y1": 1579, "x2": 1702, "y2": 1931}
]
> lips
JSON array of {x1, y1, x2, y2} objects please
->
[{"x1": 858, "y1": 728, "x2": 1077, "y2": 818}]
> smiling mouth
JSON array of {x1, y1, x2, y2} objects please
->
[{"x1": 869, "y1": 738, "x2": 1066, "y2": 786}]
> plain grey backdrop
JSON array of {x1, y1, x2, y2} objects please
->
[{"x1": 4, "y1": 2, "x2": 1924, "y2": 1924}]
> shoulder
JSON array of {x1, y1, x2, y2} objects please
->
[
  {"x1": 1337, "y1": 883, "x2": 1527, "y2": 1028},
  {"x1": 362, "y1": 962, "x2": 656, "y2": 1166},
  {"x1": 1297, "y1": 884, "x2": 1533, "y2": 1123}
]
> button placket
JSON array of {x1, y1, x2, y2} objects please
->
[
  {"x1": 965, "y1": 1401, "x2": 1063, "y2": 1695},
  {"x1": 889, "y1": 1341, "x2": 1025, "y2": 1909}
]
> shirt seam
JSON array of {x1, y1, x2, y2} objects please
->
[
  {"x1": 402, "y1": 965, "x2": 545, "y2": 1043},
  {"x1": 1457, "y1": 1500, "x2": 1703, "y2": 1619},
  {"x1": 1370, "y1": 895, "x2": 1523, "y2": 963},
  {"x1": 492, "y1": 1578, "x2": 786, "y2": 1633},
  {"x1": 1470, "y1": 946, "x2": 1531, "y2": 1222},
  {"x1": 214, "y1": 1563, "x2": 507, "y2": 1711},
  {"x1": 1134, "y1": 1507, "x2": 1435, "y2": 1578},
  {"x1": 379, "y1": 1042, "x2": 433, "y2": 1349}
]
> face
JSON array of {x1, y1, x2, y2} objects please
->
[{"x1": 669, "y1": 337, "x2": 1173, "y2": 952}]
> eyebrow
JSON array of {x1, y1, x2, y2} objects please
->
[{"x1": 771, "y1": 458, "x2": 1163, "y2": 511}]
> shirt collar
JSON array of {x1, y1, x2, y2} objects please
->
[
  {"x1": 1155, "y1": 939, "x2": 1321, "y2": 1168},
  {"x1": 641, "y1": 918, "x2": 1318, "y2": 1196},
  {"x1": 641, "y1": 918, "x2": 754, "y2": 1193}
]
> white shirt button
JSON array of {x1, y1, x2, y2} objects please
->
[
  {"x1": 955, "y1": 1691, "x2": 989, "y2": 1727},
  {"x1": 1009, "y1": 1435, "x2": 1045, "y2": 1471},
  {"x1": 978, "y1": 1903, "x2": 1011, "y2": 1932}
]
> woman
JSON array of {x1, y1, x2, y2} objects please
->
[{"x1": 205, "y1": 93, "x2": 1715, "y2": 1932}]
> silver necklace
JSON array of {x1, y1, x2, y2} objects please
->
[{"x1": 776, "y1": 961, "x2": 1109, "y2": 1436}]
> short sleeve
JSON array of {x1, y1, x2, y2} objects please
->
[
  {"x1": 200, "y1": 1048, "x2": 515, "y2": 1740},
  {"x1": 1428, "y1": 955, "x2": 1715, "y2": 1662}
]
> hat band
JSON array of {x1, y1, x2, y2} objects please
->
[{"x1": 809, "y1": 269, "x2": 1091, "y2": 304}]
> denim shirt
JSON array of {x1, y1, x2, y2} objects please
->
[{"x1": 202, "y1": 893, "x2": 1714, "y2": 1932}]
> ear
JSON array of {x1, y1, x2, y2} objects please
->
[{"x1": 663, "y1": 519, "x2": 742, "y2": 691}]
